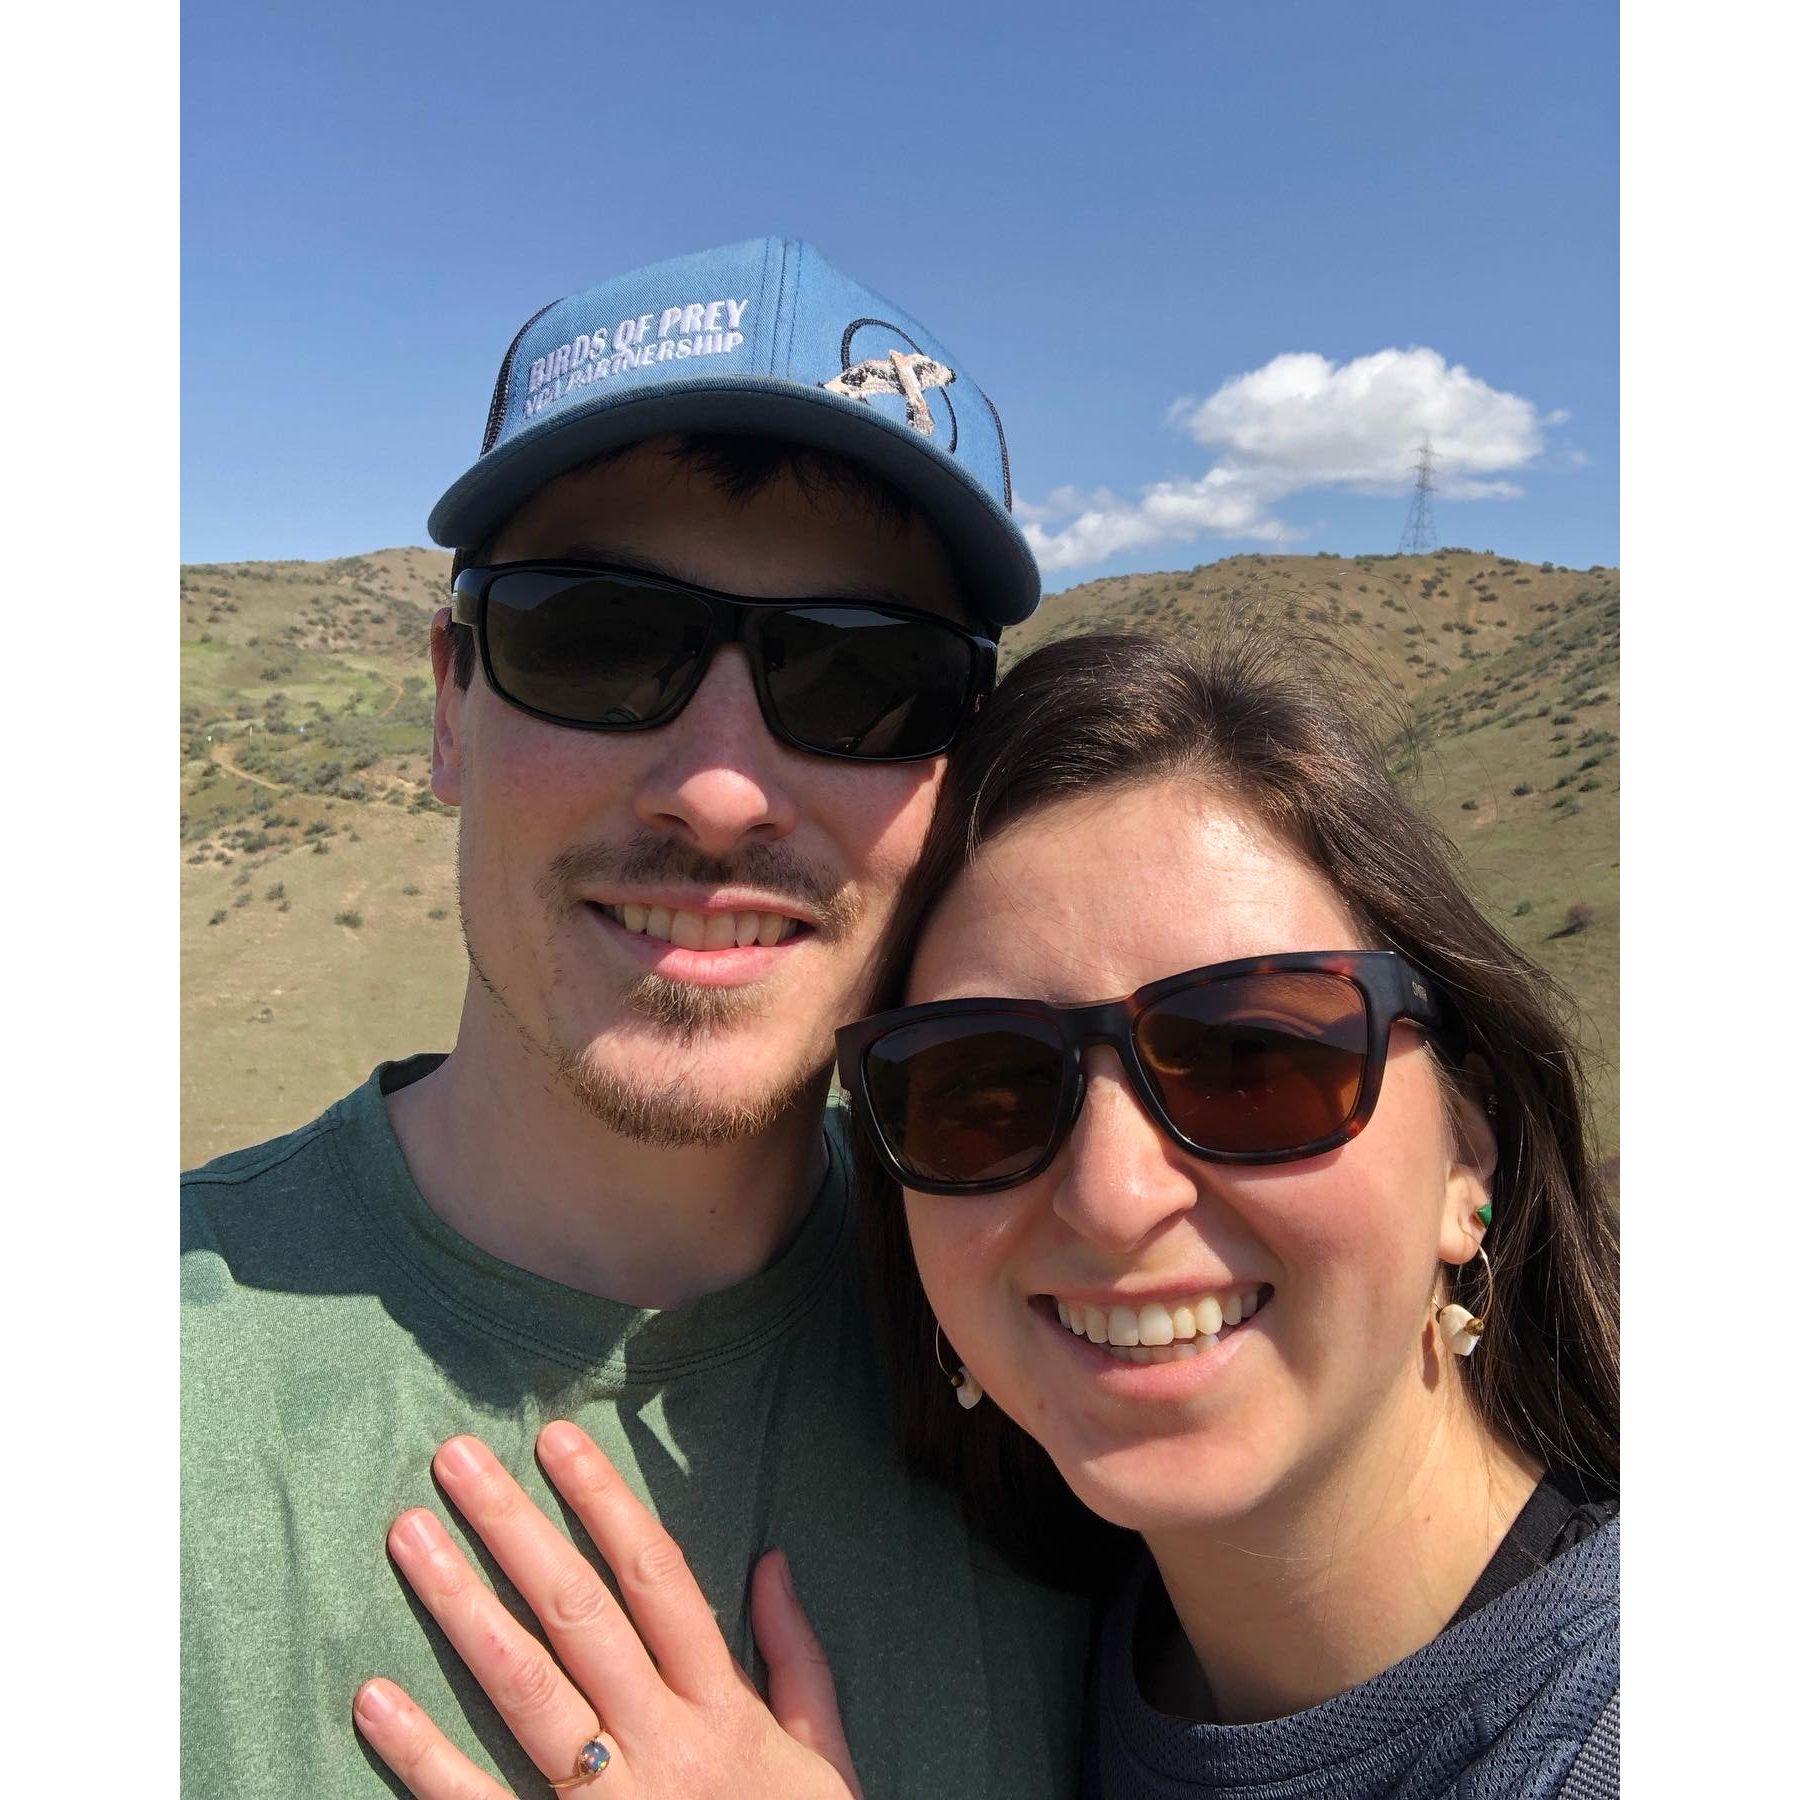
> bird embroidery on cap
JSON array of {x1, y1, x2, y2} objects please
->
[{"x1": 823, "y1": 350, "x2": 956, "y2": 437}]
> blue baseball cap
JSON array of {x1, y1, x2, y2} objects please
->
[{"x1": 427, "y1": 237, "x2": 1038, "y2": 629}]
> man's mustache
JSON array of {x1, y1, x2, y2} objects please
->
[{"x1": 538, "y1": 835, "x2": 861, "y2": 942}]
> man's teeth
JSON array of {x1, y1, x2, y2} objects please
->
[
  {"x1": 601, "y1": 903, "x2": 800, "y2": 948},
  {"x1": 1052, "y1": 1287, "x2": 1266, "y2": 1362}
]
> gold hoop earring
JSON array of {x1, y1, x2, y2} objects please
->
[
  {"x1": 933, "y1": 1322, "x2": 983, "y2": 1410},
  {"x1": 1436, "y1": 1246, "x2": 1494, "y2": 1357}
]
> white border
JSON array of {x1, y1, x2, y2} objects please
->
[
  {"x1": 15, "y1": 0, "x2": 1779, "y2": 1787},
  {"x1": 1624, "y1": 1, "x2": 1796, "y2": 1785},
  {"x1": 2, "y1": 0, "x2": 176, "y2": 1783}
]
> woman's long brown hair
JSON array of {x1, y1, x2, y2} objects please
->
[{"x1": 853, "y1": 627, "x2": 1620, "y2": 1592}]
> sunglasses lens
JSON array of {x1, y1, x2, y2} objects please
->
[
  {"x1": 481, "y1": 571, "x2": 709, "y2": 726},
  {"x1": 1136, "y1": 972, "x2": 1369, "y2": 1156},
  {"x1": 759, "y1": 607, "x2": 977, "y2": 758},
  {"x1": 861, "y1": 1015, "x2": 1066, "y2": 1187}
]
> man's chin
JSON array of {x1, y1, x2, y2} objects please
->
[
  {"x1": 619, "y1": 970, "x2": 771, "y2": 1042},
  {"x1": 551, "y1": 1035, "x2": 829, "y2": 1150}
]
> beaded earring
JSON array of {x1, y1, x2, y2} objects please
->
[{"x1": 934, "y1": 1322, "x2": 983, "y2": 1409}]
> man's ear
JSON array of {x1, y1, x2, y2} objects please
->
[
  {"x1": 1438, "y1": 1067, "x2": 1498, "y2": 1267},
  {"x1": 428, "y1": 608, "x2": 466, "y2": 807}
]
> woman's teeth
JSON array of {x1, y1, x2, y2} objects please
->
[
  {"x1": 1052, "y1": 1287, "x2": 1268, "y2": 1364},
  {"x1": 599, "y1": 903, "x2": 800, "y2": 949}
]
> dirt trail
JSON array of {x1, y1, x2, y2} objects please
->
[
  {"x1": 207, "y1": 733, "x2": 426, "y2": 799},
  {"x1": 209, "y1": 738, "x2": 288, "y2": 792}
]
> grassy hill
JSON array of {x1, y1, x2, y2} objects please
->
[
  {"x1": 180, "y1": 550, "x2": 466, "y2": 1165},
  {"x1": 181, "y1": 547, "x2": 1618, "y2": 1174}
]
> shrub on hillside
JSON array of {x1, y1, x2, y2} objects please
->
[{"x1": 334, "y1": 911, "x2": 363, "y2": 929}]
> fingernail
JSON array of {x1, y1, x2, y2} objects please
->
[
  {"x1": 774, "y1": 1548, "x2": 797, "y2": 1599},
  {"x1": 437, "y1": 1436, "x2": 483, "y2": 1480},
  {"x1": 394, "y1": 1510, "x2": 438, "y2": 1556},
  {"x1": 355, "y1": 1680, "x2": 398, "y2": 1725},
  {"x1": 540, "y1": 1420, "x2": 585, "y2": 1458}
]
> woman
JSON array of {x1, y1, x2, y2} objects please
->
[
  {"x1": 841, "y1": 629, "x2": 1618, "y2": 1797},
  {"x1": 355, "y1": 628, "x2": 1618, "y2": 1798}
]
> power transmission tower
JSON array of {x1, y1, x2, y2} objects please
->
[{"x1": 1398, "y1": 438, "x2": 1438, "y2": 555}]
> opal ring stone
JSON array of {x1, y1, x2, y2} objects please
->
[{"x1": 548, "y1": 1736, "x2": 612, "y2": 1786}]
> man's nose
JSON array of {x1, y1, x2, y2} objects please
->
[
  {"x1": 1049, "y1": 1049, "x2": 1200, "y2": 1254},
  {"x1": 631, "y1": 647, "x2": 802, "y2": 857}
]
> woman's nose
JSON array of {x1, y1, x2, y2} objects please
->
[{"x1": 1048, "y1": 1048, "x2": 1200, "y2": 1253}]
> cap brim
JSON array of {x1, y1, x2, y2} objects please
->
[{"x1": 426, "y1": 375, "x2": 1039, "y2": 630}]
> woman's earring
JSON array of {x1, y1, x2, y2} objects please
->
[
  {"x1": 934, "y1": 1322, "x2": 983, "y2": 1409},
  {"x1": 1436, "y1": 1245, "x2": 1494, "y2": 1357}
]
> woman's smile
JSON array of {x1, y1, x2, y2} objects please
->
[{"x1": 1043, "y1": 1283, "x2": 1271, "y2": 1359}]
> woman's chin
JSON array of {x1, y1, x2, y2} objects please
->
[{"x1": 1054, "y1": 1437, "x2": 1284, "y2": 1539}]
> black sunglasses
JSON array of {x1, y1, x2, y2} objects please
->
[
  {"x1": 836, "y1": 951, "x2": 1457, "y2": 1194},
  {"x1": 450, "y1": 560, "x2": 996, "y2": 763}
]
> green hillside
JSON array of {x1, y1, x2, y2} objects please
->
[
  {"x1": 180, "y1": 549, "x2": 465, "y2": 1165},
  {"x1": 181, "y1": 547, "x2": 1618, "y2": 1175}
]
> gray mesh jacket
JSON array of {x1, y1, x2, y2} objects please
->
[{"x1": 1081, "y1": 1521, "x2": 1619, "y2": 1799}]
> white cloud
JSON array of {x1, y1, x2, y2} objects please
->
[{"x1": 1023, "y1": 347, "x2": 1556, "y2": 576}]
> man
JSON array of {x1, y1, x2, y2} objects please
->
[{"x1": 182, "y1": 238, "x2": 1089, "y2": 1797}]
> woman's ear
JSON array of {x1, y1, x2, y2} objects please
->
[{"x1": 1438, "y1": 1059, "x2": 1498, "y2": 1266}]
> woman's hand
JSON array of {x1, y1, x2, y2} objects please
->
[{"x1": 352, "y1": 1422, "x2": 861, "y2": 1798}]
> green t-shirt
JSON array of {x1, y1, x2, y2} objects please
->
[{"x1": 181, "y1": 1057, "x2": 1089, "y2": 1798}]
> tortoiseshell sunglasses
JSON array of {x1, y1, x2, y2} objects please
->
[{"x1": 836, "y1": 950, "x2": 1458, "y2": 1194}]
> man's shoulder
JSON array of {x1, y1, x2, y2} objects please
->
[
  {"x1": 181, "y1": 1070, "x2": 426, "y2": 1438},
  {"x1": 182, "y1": 1056, "x2": 438, "y2": 1245},
  {"x1": 183, "y1": 1097, "x2": 349, "y2": 1243},
  {"x1": 180, "y1": 1069, "x2": 401, "y2": 1304},
  {"x1": 183, "y1": 1104, "x2": 344, "y2": 1196}
]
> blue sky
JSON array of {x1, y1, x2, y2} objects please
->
[{"x1": 182, "y1": 0, "x2": 1617, "y2": 583}]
